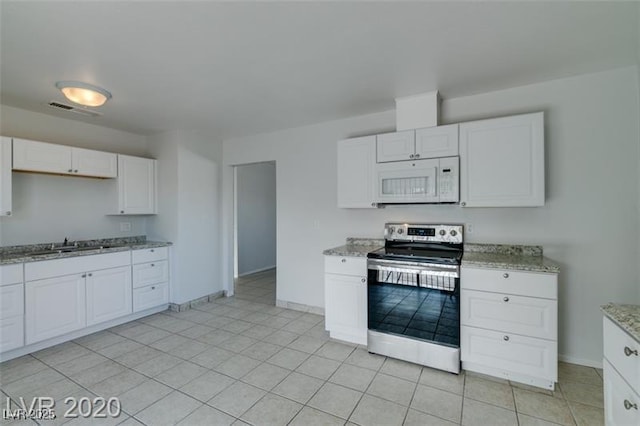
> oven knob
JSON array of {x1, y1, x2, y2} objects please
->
[
  {"x1": 388, "y1": 227, "x2": 395, "y2": 234},
  {"x1": 439, "y1": 229, "x2": 446, "y2": 236},
  {"x1": 397, "y1": 228, "x2": 404, "y2": 234},
  {"x1": 450, "y1": 230, "x2": 457, "y2": 237}
]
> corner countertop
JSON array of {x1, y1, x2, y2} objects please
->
[
  {"x1": 462, "y1": 243, "x2": 560, "y2": 273},
  {"x1": 0, "y1": 237, "x2": 172, "y2": 265},
  {"x1": 322, "y1": 238, "x2": 384, "y2": 258},
  {"x1": 602, "y1": 303, "x2": 640, "y2": 343}
]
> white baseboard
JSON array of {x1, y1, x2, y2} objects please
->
[
  {"x1": 558, "y1": 353, "x2": 603, "y2": 369},
  {"x1": 276, "y1": 299, "x2": 324, "y2": 315},
  {"x1": 238, "y1": 265, "x2": 276, "y2": 277}
]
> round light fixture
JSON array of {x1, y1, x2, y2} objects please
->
[{"x1": 55, "y1": 81, "x2": 112, "y2": 107}]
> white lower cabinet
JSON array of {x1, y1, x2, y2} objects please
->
[
  {"x1": 25, "y1": 274, "x2": 86, "y2": 345},
  {"x1": 86, "y1": 266, "x2": 132, "y2": 326},
  {"x1": 324, "y1": 256, "x2": 367, "y2": 345},
  {"x1": 132, "y1": 247, "x2": 169, "y2": 312},
  {"x1": 0, "y1": 317, "x2": 24, "y2": 352},
  {"x1": 603, "y1": 316, "x2": 640, "y2": 426},
  {"x1": 460, "y1": 266, "x2": 558, "y2": 389}
]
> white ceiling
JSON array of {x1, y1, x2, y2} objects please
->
[{"x1": 1, "y1": 2, "x2": 638, "y2": 139}]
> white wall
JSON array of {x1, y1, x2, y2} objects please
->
[
  {"x1": 147, "y1": 130, "x2": 223, "y2": 305},
  {"x1": 0, "y1": 105, "x2": 148, "y2": 245},
  {"x1": 236, "y1": 162, "x2": 276, "y2": 276},
  {"x1": 223, "y1": 66, "x2": 640, "y2": 366}
]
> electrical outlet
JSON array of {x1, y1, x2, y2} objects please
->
[
  {"x1": 120, "y1": 222, "x2": 131, "y2": 232},
  {"x1": 466, "y1": 223, "x2": 473, "y2": 234}
]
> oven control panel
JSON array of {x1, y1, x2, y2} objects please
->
[{"x1": 384, "y1": 223, "x2": 463, "y2": 243}]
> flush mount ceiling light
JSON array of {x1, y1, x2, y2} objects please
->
[{"x1": 55, "y1": 81, "x2": 112, "y2": 107}]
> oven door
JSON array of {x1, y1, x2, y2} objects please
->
[{"x1": 367, "y1": 258, "x2": 460, "y2": 347}]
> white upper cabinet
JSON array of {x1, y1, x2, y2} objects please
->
[
  {"x1": 337, "y1": 136, "x2": 377, "y2": 208},
  {"x1": 415, "y1": 124, "x2": 459, "y2": 159},
  {"x1": 376, "y1": 130, "x2": 416, "y2": 162},
  {"x1": 72, "y1": 147, "x2": 117, "y2": 178},
  {"x1": 12, "y1": 138, "x2": 117, "y2": 178},
  {"x1": 0, "y1": 137, "x2": 12, "y2": 216},
  {"x1": 117, "y1": 155, "x2": 156, "y2": 215},
  {"x1": 459, "y1": 112, "x2": 544, "y2": 207},
  {"x1": 13, "y1": 138, "x2": 72, "y2": 174}
]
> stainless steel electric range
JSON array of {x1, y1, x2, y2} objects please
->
[{"x1": 367, "y1": 223, "x2": 463, "y2": 373}]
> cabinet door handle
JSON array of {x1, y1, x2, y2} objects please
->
[
  {"x1": 624, "y1": 400, "x2": 638, "y2": 410},
  {"x1": 371, "y1": 202, "x2": 376, "y2": 207},
  {"x1": 68, "y1": 169, "x2": 73, "y2": 173},
  {"x1": 503, "y1": 296, "x2": 509, "y2": 302},
  {"x1": 503, "y1": 273, "x2": 509, "y2": 279},
  {"x1": 361, "y1": 278, "x2": 366, "y2": 283},
  {"x1": 414, "y1": 153, "x2": 420, "y2": 159},
  {"x1": 503, "y1": 335, "x2": 510, "y2": 341},
  {"x1": 624, "y1": 346, "x2": 638, "y2": 357},
  {"x1": 151, "y1": 286, "x2": 156, "y2": 290},
  {"x1": 88, "y1": 273, "x2": 92, "y2": 277},
  {"x1": 81, "y1": 274, "x2": 86, "y2": 278},
  {"x1": 409, "y1": 154, "x2": 415, "y2": 159},
  {"x1": 120, "y1": 210, "x2": 125, "y2": 214},
  {"x1": 5, "y1": 211, "x2": 10, "y2": 216},
  {"x1": 460, "y1": 202, "x2": 466, "y2": 207},
  {"x1": 150, "y1": 249, "x2": 155, "y2": 253},
  {"x1": 74, "y1": 169, "x2": 78, "y2": 173},
  {"x1": 341, "y1": 258, "x2": 346, "y2": 263},
  {"x1": 151, "y1": 264, "x2": 155, "y2": 267}
]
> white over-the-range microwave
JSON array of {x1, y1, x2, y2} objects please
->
[{"x1": 374, "y1": 156, "x2": 459, "y2": 204}]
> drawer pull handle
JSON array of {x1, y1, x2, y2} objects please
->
[
  {"x1": 503, "y1": 296, "x2": 509, "y2": 302},
  {"x1": 81, "y1": 274, "x2": 86, "y2": 278},
  {"x1": 361, "y1": 278, "x2": 366, "y2": 283},
  {"x1": 150, "y1": 249, "x2": 155, "y2": 253},
  {"x1": 151, "y1": 286, "x2": 156, "y2": 290},
  {"x1": 341, "y1": 259, "x2": 346, "y2": 263},
  {"x1": 503, "y1": 273, "x2": 509, "y2": 279},
  {"x1": 151, "y1": 264, "x2": 155, "y2": 267},
  {"x1": 88, "y1": 273, "x2": 92, "y2": 277},
  {"x1": 624, "y1": 346, "x2": 638, "y2": 357},
  {"x1": 503, "y1": 335, "x2": 509, "y2": 341},
  {"x1": 624, "y1": 400, "x2": 638, "y2": 410}
]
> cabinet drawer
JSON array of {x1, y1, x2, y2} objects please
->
[
  {"x1": 604, "y1": 359, "x2": 640, "y2": 426},
  {"x1": 26, "y1": 251, "x2": 131, "y2": 282},
  {"x1": 133, "y1": 261, "x2": 169, "y2": 288},
  {"x1": 324, "y1": 256, "x2": 367, "y2": 276},
  {"x1": 461, "y1": 267, "x2": 557, "y2": 299},
  {"x1": 461, "y1": 289, "x2": 557, "y2": 340},
  {"x1": 133, "y1": 283, "x2": 168, "y2": 312},
  {"x1": 0, "y1": 316, "x2": 24, "y2": 353},
  {"x1": 0, "y1": 264, "x2": 23, "y2": 287},
  {"x1": 0, "y1": 283, "x2": 24, "y2": 319},
  {"x1": 132, "y1": 247, "x2": 168, "y2": 264},
  {"x1": 604, "y1": 317, "x2": 640, "y2": 392},
  {"x1": 461, "y1": 325, "x2": 557, "y2": 381}
]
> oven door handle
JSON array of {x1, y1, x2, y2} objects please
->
[{"x1": 367, "y1": 258, "x2": 459, "y2": 277}]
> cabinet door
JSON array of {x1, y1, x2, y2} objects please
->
[
  {"x1": 118, "y1": 155, "x2": 156, "y2": 214},
  {"x1": 415, "y1": 124, "x2": 459, "y2": 159},
  {"x1": 604, "y1": 359, "x2": 640, "y2": 426},
  {"x1": 459, "y1": 112, "x2": 544, "y2": 207},
  {"x1": 0, "y1": 137, "x2": 12, "y2": 216},
  {"x1": 376, "y1": 130, "x2": 415, "y2": 162},
  {"x1": 0, "y1": 316, "x2": 24, "y2": 353},
  {"x1": 12, "y1": 138, "x2": 72, "y2": 174},
  {"x1": 337, "y1": 136, "x2": 376, "y2": 208},
  {"x1": 86, "y1": 266, "x2": 132, "y2": 326},
  {"x1": 72, "y1": 147, "x2": 117, "y2": 178},
  {"x1": 25, "y1": 274, "x2": 86, "y2": 344},
  {"x1": 324, "y1": 273, "x2": 367, "y2": 345}
]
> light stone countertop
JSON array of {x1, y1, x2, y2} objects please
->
[
  {"x1": 601, "y1": 303, "x2": 640, "y2": 342},
  {"x1": 0, "y1": 236, "x2": 172, "y2": 265},
  {"x1": 322, "y1": 238, "x2": 384, "y2": 257}
]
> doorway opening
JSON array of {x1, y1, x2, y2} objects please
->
[{"x1": 233, "y1": 161, "x2": 276, "y2": 305}]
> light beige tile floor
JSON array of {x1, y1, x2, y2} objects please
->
[{"x1": 0, "y1": 269, "x2": 603, "y2": 425}]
